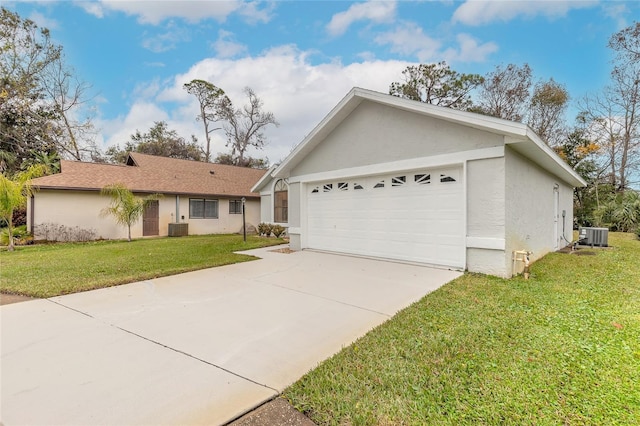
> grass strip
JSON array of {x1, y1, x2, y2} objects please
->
[
  {"x1": 285, "y1": 233, "x2": 640, "y2": 425},
  {"x1": 0, "y1": 235, "x2": 283, "y2": 298}
]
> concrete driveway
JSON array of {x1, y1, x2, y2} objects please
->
[{"x1": 1, "y1": 246, "x2": 461, "y2": 425}]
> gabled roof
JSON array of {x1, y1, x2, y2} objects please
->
[
  {"x1": 260, "y1": 87, "x2": 586, "y2": 189},
  {"x1": 31, "y1": 152, "x2": 266, "y2": 198}
]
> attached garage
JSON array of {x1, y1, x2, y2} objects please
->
[
  {"x1": 306, "y1": 167, "x2": 465, "y2": 268},
  {"x1": 253, "y1": 88, "x2": 586, "y2": 278}
]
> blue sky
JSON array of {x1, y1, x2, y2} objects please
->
[{"x1": 5, "y1": 1, "x2": 639, "y2": 163}]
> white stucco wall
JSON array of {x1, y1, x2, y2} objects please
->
[
  {"x1": 466, "y1": 157, "x2": 509, "y2": 276},
  {"x1": 29, "y1": 190, "x2": 260, "y2": 240},
  {"x1": 259, "y1": 193, "x2": 272, "y2": 223},
  {"x1": 504, "y1": 147, "x2": 574, "y2": 274},
  {"x1": 291, "y1": 100, "x2": 504, "y2": 177}
]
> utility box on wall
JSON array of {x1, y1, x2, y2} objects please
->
[{"x1": 168, "y1": 223, "x2": 188, "y2": 237}]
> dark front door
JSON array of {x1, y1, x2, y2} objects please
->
[{"x1": 143, "y1": 201, "x2": 159, "y2": 236}]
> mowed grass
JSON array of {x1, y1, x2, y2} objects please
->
[
  {"x1": 285, "y1": 232, "x2": 640, "y2": 425},
  {"x1": 0, "y1": 235, "x2": 284, "y2": 298}
]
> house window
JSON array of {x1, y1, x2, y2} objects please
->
[
  {"x1": 274, "y1": 179, "x2": 288, "y2": 223},
  {"x1": 440, "y1": 174, "x2": 457, "y2": 183},
  {"x1": 190, "y1": 199, "x2": 218, "y2": 219},
  {"x1": 353, "y1": 183, "x2": 364, "y2": 190},
  {"x1": 374, "y1": 180, "x2": 385, "y2": 188},
  {"x1": 323, "y1": 183, "x2": 333, "y2": 192},
  {"x1": 229, "y1": 200, "x2": 242, "y2": 214},
  {"x1": 338, "y1": 182, "x2": 348, "y2": 191}
]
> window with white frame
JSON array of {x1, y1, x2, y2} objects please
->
[{"x1": 274, "y1": 179, "x2": 288, "y2": 223}]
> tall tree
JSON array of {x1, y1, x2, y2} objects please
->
[
  {"x1": 389, "y1": 62, "x2": 484, "y2": 110},
  {"x1": 218, "y1": 87, "x2": 277, "y2": 167},
  {"x1": 183, "y1": 79, "x2": 227, "y2": 162},
  {"x1": 0, "y1": 7, "x2": 97, "y2": 172},
  {"x1": 0, "y1": 164, "x2": 47, "y2": 251},
  {"x1": 100, "y1": 183, "x2": 161, "y2": 242},
  {"x1": 0, "y1": 7, "x2": 61, "y2": 174},
  {"x1": 105, "y1": 121, "x2": 204, "y2": 163},
  {"x1": 42, "y1": 53, "x2": 99, "y2": 161},
  {"x1": 527, "y1": 79, "x2": 569, "y2": 146},
  {"x1": 580, "y1": 22, "x2": 640, "y2": 192},
  {"x1": 476, "y1": 63, "x2": 532, "y2": 121}
]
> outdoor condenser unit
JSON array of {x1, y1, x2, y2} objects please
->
[{"x1": 578, "y1": 227, "x2": 609, "y2": 247}]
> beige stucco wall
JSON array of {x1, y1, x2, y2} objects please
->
[
  {"x1": 504, "y1": 147, "x2": 574, "y2": 273},
  {"x1": 29, "y1": 190, "x2": 260, "y2": 240},
  {"x1": 291, "y1": 100, "x2": 504, "y2": 177}
]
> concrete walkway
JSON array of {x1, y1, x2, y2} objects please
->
[{"x1": 1, "y1": 247, "x2": 461, "y2": 425}]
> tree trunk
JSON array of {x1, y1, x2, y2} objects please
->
[{"x1": 7, "y1": 216, "x2": 15, "y2": 252}]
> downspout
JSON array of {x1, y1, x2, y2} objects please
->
[{"x1": 176, "y1": 195, "x2": 180, "y2": 223}]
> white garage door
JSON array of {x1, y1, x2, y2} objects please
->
[{"x1": 307, "y1": 166, "x2": 465, "y2": 269}]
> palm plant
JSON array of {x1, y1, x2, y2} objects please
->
[
  {"x1": 0, "y1": 165, "x2": 47, "y2": 251},
  {"x1": 100, "y1": 183, "x2": 161, "y2": 242}
]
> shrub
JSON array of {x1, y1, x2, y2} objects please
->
[
  {"x1": 12, "y1": 206, "x2": 27, "y2": 227},
  {"x1": 271, "y1": 224, "x2": 285, "y2": 238},
  {"x1": 257, "y1": 222, "x2": 274, "y2": 237},
  {"x1": 1, "y1": 225, "x2": 32, "y2": 245}
]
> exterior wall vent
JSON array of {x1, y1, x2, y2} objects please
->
[{"x1": 578, "y1": 227, "x2": 609, "y2": 247}]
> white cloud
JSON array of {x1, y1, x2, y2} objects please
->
[
  {"x1": 75, "y1": 1, "x2": 104, "y2": 18},
  {"x1": 79, "y1": 0, "x2": 274, "y2": 25},
  {"x1": 211, "y1": 30, "x2": 248, "y2": 58},
  {"x1": 374, "y1": 22, "x2": 441, "y2": 62},
  {"x1": 239, "y1": 1, "x2": 276, "y2": 24},
  {"x1": 442, "y1": 33, "x2": 498, "y2": 62},
  {"x1": 375, "y1": 23, "x2": 496, "y2": 63},
  {"x1": 452, "y1": 0, "x2": 597, "y2": 26},
  {"x1": 104, "y1": 46, "x2": 412, "y2": 164},
  {"x1": 97, "y1": 101, "x2": 170, "y2": 149},
  {"x1": 327, "y1": 0, "x2": 396, "y2": 37},
  {"x1": 602, "y1": 3, "x2": 629, "y2": 29},
  {"x1": 28, "y1": 11, "x2": 59, "y2": 30},
  {"x1": 141, "y1": 22, "x2": 190, "y2": 53}
]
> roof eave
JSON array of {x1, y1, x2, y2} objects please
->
[
  {"x1": 251, "y1": 165, "x2": 278, "y2": 192},
  {"x1": 506, "y1": 130, "x2": 587, "y2": 188}
]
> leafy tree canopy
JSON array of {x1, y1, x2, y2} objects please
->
[
  {"x1": 105, "y1": 121, "x2": 204, "y2": 163},
  {"x1": 389, "y1": 61, "x2": 484, "y2": 110}
]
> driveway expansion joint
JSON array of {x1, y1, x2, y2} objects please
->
[
  {"x1": 48, "y1": 298, "x2": 279, "y2": 394},
  {"x1": 261, "y1": 282, "x2": 392, "y2": 318}
]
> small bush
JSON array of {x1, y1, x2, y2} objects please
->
[
  {"x1": 271, "y1": 224, "x2": 285, "y2": 238},
  {"x1": 258, "y1": 222, "x2": 274, "y2": 237},
  {"x1": 34, "y1": 222, "x2": 97, "y2": 242},
  {"x1": 12, "y1": 206, "x2": 27, "y2": 227},
  {"x1": 1, "y1": 225, "x2": 32, "y2": 245}
]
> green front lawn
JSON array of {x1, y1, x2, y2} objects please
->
[
  {"x1": 0, "y1": 235, "x2": 283, "y2": 298},
  {"x1": 285, "y1": 233, "x2": 640, "y2": 425}
]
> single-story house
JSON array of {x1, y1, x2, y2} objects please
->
[
  {"x1": 253, "y1": 87, "x2": 587, "y2": 278},
  {"x1": 27, "y1": 152, "x2": 265, "y2": 240}
]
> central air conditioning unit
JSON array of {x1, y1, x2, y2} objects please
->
[{"x1": 578, "y1": 227, "x2": 609, "y2": 247}]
